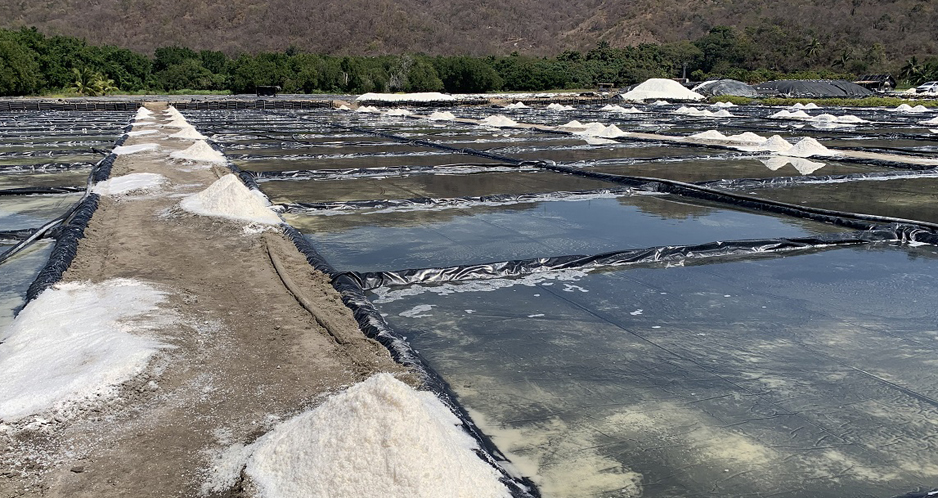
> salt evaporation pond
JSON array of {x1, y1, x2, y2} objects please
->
[
  {"x1": 0, "y1": 241, "x2": 53, "y2": 331},
  {"x1": 370, "y1": 244, "x2": 938, "y2": 498},
  {"x1": 0, "y1": 194, "x2": 81, "y2": 230},
  {"x1": 287, "y1": 194, "x2": 843, "y2": 272}
]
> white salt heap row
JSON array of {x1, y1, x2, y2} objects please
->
[
  {"x1": 135, "y1": 107, "x2": 154, "y2": 121},
  {"x1": 546, "y1": 103, "x2": 574, "y2": 111},
  {"x1": 711, "y1": 101, "x2": 736, "y2": 108},
  {"x1": 769, "y1": 110, "x2": 868, "y2": 124},
  {"x1": 600, "y1": 104, "x2": 643, "y2": 114},
  {"x1": 789, "y1": 102, "x2": 820, "y2": 110},
  {"x1": 891, "y1": 104, "x2": 929, "y2": 113},
  {"x1": 169, "y1": 127, "x2": 208, "y2": 140},
  {"x1": 673, "y1": 106, "x2": 734, "y2": 118},
  {"x1": 356, "y1": 92, "x2": 456, "y2": 102},
  {"x1": 685, "y1": 130, "x2": 837, "y2": 157},
  {"x1": 179, "y1": 174, "x2": 281, "y2": 225},
  {"x1": 207, "y1": 373, "x2": 510, "y2": 498},
  {"x1": 620, "y1": 78, "x2": 704, "y2": 102},
  {"x1": 479, "y1": 115, "x2": 519, "y2": 128},
  {"x1": 170, "y1": 140, "x2": 226, "y2": 163}
]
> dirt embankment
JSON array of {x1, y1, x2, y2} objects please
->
[{"x1": 0, "y1": 102, "x2": 408, "y2": 497}]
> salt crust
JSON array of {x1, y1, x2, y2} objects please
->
[
  {"x1": 356, "y1": 92, "x2": 456, "y2": 102},
  {"x1": 170, "y1": 140, "x2": 226, "y2": 163},
  {"x1": 203, "y1": 374, "x2": 510, "y2": 498},
  {"x1": 428, "y1": 111, "x2": 456, "y2": 121},
  {"x1": 0, "y1": 279, "x2": 169, "y2": 422},
  {"x1": 179, "y1": 174, "x2": 281, "y2": 225},
  {"x1": 113, "y1": 143, "x2": 159, "y2": 155},
  {"x1": 620, "y1": 78, "x2": 704, "y2": 102},
  {"x1": 92, "y1": 173, "x2": 167, "y2": 196}
]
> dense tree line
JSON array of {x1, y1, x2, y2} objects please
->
[{"x1": 2, "y1": 25, "x2": 938, "y2": 97}]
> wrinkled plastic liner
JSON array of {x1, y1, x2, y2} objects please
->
[
  {"x1": 350, "y1": 225, "x2": 925, "y2": 290},
  {"x1": 701, "y1": 169, "x2": 938, "y2": 191}
]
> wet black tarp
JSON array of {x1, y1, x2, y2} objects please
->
[{"x1": 754, "y1": 80, "x2": 874, "y2": 98}]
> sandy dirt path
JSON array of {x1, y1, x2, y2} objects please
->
[{"x1": 0, "y1": 103, "x2": 408, "y2": 497}]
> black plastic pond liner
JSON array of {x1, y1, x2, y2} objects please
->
[
  {"x1": 0, "y1": 162, "x2": 93, "y2": 173},
  {"x1": 697, "y1": 169, "x2": 938, "y2": 191},
  {"x1": 278, "y1": 222, "x2": 539, "y2": 498},
  {"x1": 349, "y1": 227, "x2": 915, "y2": 290},
  {"x1": 0, "y1": 228, "x2": 37, "y2": 243},
  {"x1": 254, "y1": 163, "x2": 526, "y2": 182},
  {"x1": 280, "y1": 187, "x2": 634, "y2": 213},
  {"x1": 22, "y1": 193, "x2": 99, "y2": 301},
  {"x1": 754, "y1": 79, "x2": 874, "y2": 98},
  {"x1": 693, "y1": 79, "x2": 760, "y2": 97}
]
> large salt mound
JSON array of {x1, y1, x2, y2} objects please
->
[
  {"x1": 504, "y1": 102, "x2": 528, "y2": 109},
  {"x1": 479, "y1": 115, "x2": 518, "y2": 128},
  {"x1": 546, "y1": 103, "x2": 574, "y2": 111},
  {"x1": 135, "y1": 108, "x2": 153, "y2": 120},
  {"x1": 179, "y1": 174, "x2": 281, "y2": 225},
  {"x1": 170, "y1": 140, "x2": 226, "y2": 163},
  {"x1": 783, "y1": 137, "x2": 837, "y2": 157},
  {"x1": 761, "y1": 135, "x2": 793, "y2": 153},
  {"x1": 574, "y1": 123, "x2": 626, "y2": 138},
  {"x1": 170, "y1": 127, "x2": 208, "y2": 140},
  {"x1": 427, "y1": 111, "x2": 456, "y2": 121},
  {"x1": 559, "y1": 120, "x2": 585, "y2": 128},
  {"x1": 162, "y1": 118, "x2": 192, "y2": 129},
  {"x1": 241, "y1": 374, "x2": 509, "y2": 498},
  {"x1": 620, "y1": 78, "x2": 704, "y2": 102},
  {"x1": 356, "y1": 92, "x2": 456, "y2": 102},
  {"x1": 0, "y1": 279, "x2": 169, "y2": 422},
  {"x1": 725, "y1": 132, "x2": 765, "y2": 143},
  {"x1": 92, "y1": 173, "x2": 167, "y2": 196}
]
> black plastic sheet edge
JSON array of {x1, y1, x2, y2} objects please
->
[
  {"x1": 0, "y1": 187, "x2": 84, "y2": 196},
  {"x1": 351, "y1": 228, "x2": 914, "y2": 290},
  {"x1": 698, "y1": 169, "x2": 938, "y2": 191},
  {"x1": 279, "y1": 223, "x2": 539, "y2": 498},
  {"x1": 24, "y1": 194, "x2": 99, "y2": 302},
  {"x1": 0, "y1": 228, "x2": 37, "y2": 242}
]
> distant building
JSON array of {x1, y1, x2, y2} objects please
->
[{"x1": 853, "y1": 75, "x2": 896, "y2": 92}]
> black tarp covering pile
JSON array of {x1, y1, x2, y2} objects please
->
[
  {"x1": 754, "y1": 79, "x2": 874, "y2": 98},
  {"x1": 692, "y1": 79, "x2": 760, "y2": 97}
]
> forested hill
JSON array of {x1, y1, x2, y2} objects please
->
[{"x1": 1, "y1": 0, "x2": 936, "y2": 59}]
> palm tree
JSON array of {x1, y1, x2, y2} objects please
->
[
  {"x1": 72, "y1": 67, "x2": 118, "y2": 96},
  {"x1": 803, "y1": 37, "x2": 821, "y2": 60},
  {"x1": 900, "y1": 56, "x2": 924, "y2": 85}
]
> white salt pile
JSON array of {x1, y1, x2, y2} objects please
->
[
  {"x1": 761, "y1": 135, "x2": 794, "y2": 153},
  {"x1": 559, "y1": 120, "x2": 585, "y2": 128},
  {"x1": 650, "y1": 100, "x2": 670, "y2": 106},
  {"x1": 891, "y1": 104, "x2": 929, "y2": 113},
  {"x1": 674, "y1": 106, "x2": 733, "y2": 118},
  {"x1": 711, "y1": 101, "x2": 736, "y2": 108},
  {"x1": 725, "y1": 132, "x2": 766, "y2": 143},
  {"x1": 789, "y1": 102, "x2": 819, "y2": 110},
  {"x1": 135, "y1": 107, "x2": 154, "y2": 120},
  {"x1": 224, "y1": 374, "x2": 510, "y2": 498},
  {"x1": 356, "y1": 92, "x2": 456, "y2": 102},
  {"x1": 113, "y1": 143, "x2": 159, "y2": 155},
  {"x1": 169, "y1": 140, "x2": 226, "y2": 164},
  {"x1": 620, "y1": 78, "x2": 704, "y2": 102},
  {"x1": 768, "y1": 110, "x2": 812, "y2": 120},
  {"x1": 162, "y1": 118, "x2": 192, "y2": 129},
  {"x1": 92, "y1": 173, "x2": 167, "y2": 196},
  {"x1": 782, "y1": 137, "x2": 837, "y2": 157},
  {"x1": 385, "y1": 108, "x2": 413, "y2": 116},
  {"x1": 355, "y1": 106, "x2": 381, "y2": 114},
  {"x1": 761, "y1": 157, "x2": 826, "y2": 175},
  {"x1": 0, "y1": 279, "x2": 169, "y2": 422},
  {"x1": 600, "y1": 104, "x2": 642, "y2": 114},
  {"x1": 179, "y1": 174, "x2": 281, "y2": 225},
  {"x1": 127, "y1": 129, "x2": 158, "y2": 137},
  {"x1": 169, "y1": 127, "x2": 208, "y2": 140},
  {"x1": 338, "y1": 104, "x2": 351, "y2": 111},
  {"x1": 504, "y1": 102, "x2": 528, "y2": 109},
  {"x1": 812, "y1": 113, "x2": 869, "y2": 124},
  {"x1": 920, "y1": 116, "x2": 938, "y2": 125},
  {"x1": 546, "y1": 103, "x2": 574, "y2": 111},
  {"x1": 688, "y1": 130, "x2": 727, "y2": 141},
  {"x1": 479, "y1": 115, "x2": 519, "y2": 128},
  {"x1": 574, "y1": 123, "x2": 626, "y2": 138},
  {"x1": 428, "y1": 111, "x2": 457, "y2": 121}
]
